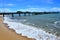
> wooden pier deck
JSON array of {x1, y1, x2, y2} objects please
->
[
  {"x1": 0, "y1": 12, "x2": 33, "y2": 17},
  {"x1": 0, "y1": 12, "x2": 41, "y2": 17}
]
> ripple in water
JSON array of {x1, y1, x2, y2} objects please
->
[{"x1": 46, "y1": 21, "x2": 60, "y2": 36}]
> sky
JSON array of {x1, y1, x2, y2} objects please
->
[{"x1": 0, "y1": 0, "x2": 60, "y2": 12}]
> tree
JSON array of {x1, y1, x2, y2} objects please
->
[
  {"x1": 25, "y1": 11, "x2": 31, "y2": 16},
  {"x1": 16, "y1": 11, "x2": 23, "y2": 13},
  {"x1": 16, "y1": 11, "x2": 23, "y2": 16},
  {"x1": 25, "y1": 11, "x2": 30, "y2": 13}
]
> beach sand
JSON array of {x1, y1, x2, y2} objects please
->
[{"x1": 0, "y1": 15, "x2": 35, "y2": 40}]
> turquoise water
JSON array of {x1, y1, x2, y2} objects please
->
[{"x1": 6, "y1": 13, "x2": 60, "y2": 35}]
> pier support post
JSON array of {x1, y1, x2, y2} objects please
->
[
  {"x1": 28, "y1": 13, "x2": 30, "y2": 16},
  {"x1": 19, "y1": 13, "x2": 20, "y2": 16},
  {"x1": 12, "y1": 13, "x2": 14, "y2": 17},
  {"x1": 24, "y1": 13, "x2": 26, "y2": 16},
  {"x1": 32, "y1": 13, "x2": 34, "y2": 15},
  {"x1": 3, "y1": 14, "x2": 4, "y2": 17}
]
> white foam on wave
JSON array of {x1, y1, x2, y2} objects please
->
[
  {"x1": 3, "y1": 16, "x2": 59, "y2": 40},
  {"x1": 54, "y1": 21, "x2": 60, "y2": 25},
  {"x1": 46, "y1": 21, "x2": 60, "y2": 29},
  {"x1": 54, "y1": 21, "x2": 60, "y2": 26}
]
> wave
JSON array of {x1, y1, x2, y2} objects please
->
[
  {"x1": 54, "y1": 21, "x2": 60, "y2": 27},
  {"x1": 46, "y1": 21, "x2": 60, "y2": 29},
  {"x1": 3, "y1": 17, "x2": 59, "y2": 40}
]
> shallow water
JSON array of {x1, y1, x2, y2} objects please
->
[
  {"x1": 7, "y1": 13, "x2": 60, "y2": 34},
  {"x1": 3, "y1": 13, "x2": 60, "y2": 40}
]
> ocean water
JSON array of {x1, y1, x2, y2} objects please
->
[{"x1": 3, "y1": 13, "x2": 60, "y2": 40}]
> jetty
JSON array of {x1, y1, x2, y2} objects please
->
[{"x1": 0, "y1": 11, "x2": 59, "y2": 17}]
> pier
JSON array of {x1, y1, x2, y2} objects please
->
[
  {"x1": 0, "y1": 12, "x2": 34, "y2": 17},
  {"x1": 0, "y1": 12, "x2": 39, "y2": 17},
  {"x1": 0, "y1": 11, "x2": 59, "y2": 17}
]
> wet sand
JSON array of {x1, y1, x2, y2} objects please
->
[{"x1": 0, "y1": 15, "x2": 35, "y2": 40}]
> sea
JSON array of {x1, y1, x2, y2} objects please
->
[{"x1": 3, "y1": 13, "x2": 60, "y2": 40}]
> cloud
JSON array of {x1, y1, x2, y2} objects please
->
[
  {"x1": 0, "y1": 3, "x2": 15, "y2": 6},
  {"x1": 17, "y1": 7, "x2": 47, "y2": 12},
  {"x1": 0, "y1": 7, "x2": 47, "y2": 12},
  {"x1": 15, "y1": 7, "x2": 60, "y2": 12},
  {"x1": 50, "y1": 7, "x2": 60, "y2": 11},
  {"x1": 7, "y1": 4, "x2": 15, "y2": 6},
  {"x1": 0, "y1": 7, "x2": 60, "y2": 12},
  {"x1": 0, "y1": 8, "x2": 11, "y2": 12},
  {"x1": 0, "y1": 8, "x2": 16, "y2": 12}
]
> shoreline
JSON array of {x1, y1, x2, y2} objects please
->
[
  {"x1": 1, "y1": 15, "x2": 60, "y2": 40},
  {"x1": 3, "y1": 16, "x2": 59, "y2": 40},
  {"x1": 0, "y1": 15, "x2": 35, "y2": 40}
]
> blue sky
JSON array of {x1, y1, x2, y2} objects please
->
[{"x1": 0, "y1": 0, "x2": 60, "y2": 12}]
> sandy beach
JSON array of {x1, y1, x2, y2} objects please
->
[{"x1": 0, "y1": 15, "x2": 34, "y2": 40}]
